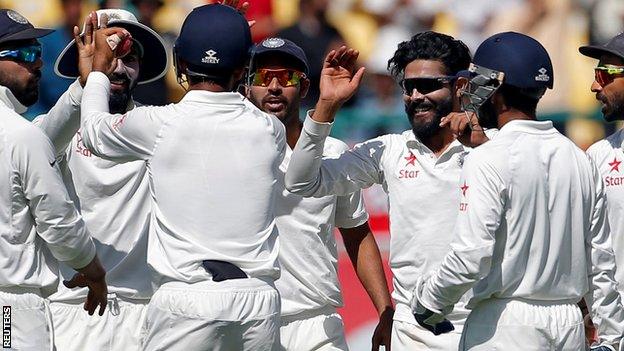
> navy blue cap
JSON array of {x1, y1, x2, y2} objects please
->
[
  {"x1": 251, "y1": 37, "x2": 309, "y2": 74},
  {"x1": 175, "y1": 4, "x2": 251, "y2": 73},
  {"x1": 579, "y1": 32, "x2": 624, "y2": 61},
  {"x1": 473, "y1": 32, "x2": 553, "y2": 89},
  {"x1": 0, "y1": 9, "x2": 52, "y2": 45}
]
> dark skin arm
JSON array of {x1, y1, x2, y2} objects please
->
[{"x1": 340, "y1": 222, "x2": 393, "y2": 351}]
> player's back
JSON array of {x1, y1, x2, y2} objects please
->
[
  {"x1": 146, "y1": 92, "x2": 284, "y2": 284},
  {"x1": 467, "y1": 120, "x2": 596, "y2": 306}
]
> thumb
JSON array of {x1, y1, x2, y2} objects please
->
[
  {"x1": 63, "y1": 273, "x2": 89, "y2": 288},
  {"x1": 350, "y1": 67, "x2": 366, "y2": 90}
]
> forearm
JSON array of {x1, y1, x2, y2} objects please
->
[
  {"x1": 32, "y1": 79, "x2": 83, "y2": 154},
  {"x1": 341, "y1": 224, "x2": 393, "y2": 315}
]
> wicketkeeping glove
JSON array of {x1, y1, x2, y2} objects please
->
[{"x1": 412, "y1": 300, "x2": 455, "y2": 335}]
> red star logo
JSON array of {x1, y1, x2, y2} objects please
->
[
  {"x1": 404, "y1": 152, "x2": 417, "y2": 167},
  {"x1": 460, "y1": 181, "x2": 469, "y2": 197},
  {"x1": 609, "y1": 157, "x2": 622, "y2": 173}
]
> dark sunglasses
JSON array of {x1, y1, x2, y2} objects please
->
[
  {"x1": 0, "y1": 44, "x2": 41, "y2": 63},
  {"x1": 400, "y1": 76, "x2": 455, "y2": 95},
  {"x1": 251, "y1": 68, "x2": 305, "y2": 87},
  {"x1": 594, "y1": 65, "x2": 624, "y2": 87}
]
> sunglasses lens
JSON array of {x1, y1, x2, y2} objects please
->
[
  {"x1": 19, "y1": 46, "x2": 40, "y2": 63},
  {"x1": 252, "y1": 69, "x2": 302, "y2": 87},
  {"x1": 595, "y1": 69, "x2": 610, "y2": 86},
  {"x1": 403, "y1": 78, "x2": 444, "y2": 95}
]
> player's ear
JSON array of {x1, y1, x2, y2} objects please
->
[
  {"x1": 454, "y1": 77, "x2": 469, "y2": 99},
  {"x1": 300, "y1": 77, "x2": 310, "y2": 99}
]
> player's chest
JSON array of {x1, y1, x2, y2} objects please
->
[{"x1": 601, "y1": 150, "x2": 624, "y2": 191}]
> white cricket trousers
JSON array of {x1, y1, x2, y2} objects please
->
[
  {"x1": 460, "y1": 298, "x2": 584, "y2": 350},
  {"x1": 142, "y1": 277, "x2": 280, "y2": 351},
  {"x1": 279, "y1": 306, "x2": 348, "y2": 351},
  {"x1": 391, "y1": 320, "x2": 463, "y2": 350},
  {"x1": 0, "y1": 287, "x2": 53, "y2": 351},
  {"x1": 50, "y1": 294, "x2": 148, "y2": 351}
]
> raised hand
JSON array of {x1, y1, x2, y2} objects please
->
[
  {"x1": 440, "y1": 111, "x2": 489, "y2": 148},
  {"x1": 312, "y1": 46, "x2": 365, "y2": 123},
  {"x1": 75, "y1": 11, "x2": 98, "y2": 87},
  {"x1": 92, "y1": 26, "x2": 131, "y2": 77},
  {"x1": 219, "y1": 0, "x2": 255, "y2": 27}
]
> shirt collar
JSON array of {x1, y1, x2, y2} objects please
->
[
  {"x1": 403, "y1": 129, "x2": 466, "y2": 154},
  {"x1": 499, "y1": 119, "x2": 555, "y2": 134},
  {"x1": 180, "y1": 90, "x2": 247, "y2": 107},
  {"x1": 0, "y1": 85, "x2": 27, "y2": 114}
]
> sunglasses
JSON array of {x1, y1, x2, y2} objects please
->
[
  {"x1": 594, "y1": 65, "x2": 624, "y2": 87},
  {"x1": 251, "y1": 68, "x2": 305, "y2": 87},
  {"x1": 0, "y1": 44, "x2": 41, "y2": 63},
  {"x1": 400, "y1": 76, "x2": 455, "y2": 95}
]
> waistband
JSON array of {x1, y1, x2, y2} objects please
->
[
  {"x1": 280, "y1": 305, "x2": 337, "y2": 324},
  {"x1": 475, "y1": 297, "x2": 580, "y2": 307},
  {"x1": 159, "y1": 276, "x2": 276, "y2": 292},
  {"x1": 49, "y1": 292, "x2": 149, "y2": 316},
  {"x1": 0, "y1": 286, "x2": 42, "y2": 296}
]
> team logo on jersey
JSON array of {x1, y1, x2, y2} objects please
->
[
  {"x1": 75, "y1": 131, "x2": 92, "y2": 157},
  {"x1": 399, "y1": 151, "x2": 419, "y2": 179},
  {"x1": 459, "y1": 181, "x2": 469, "y2": 211},
  {"x1": 608, "y1": 157, "x2": 621, "y2": 173},
  {"x1": 404, "y1": 151, "x2": 417, "y2": 167},
  {"x1": 201, "y1": 50, "x2": 219, "y2": 64}
]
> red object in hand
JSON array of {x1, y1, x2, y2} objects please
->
[
  {"x1": 115, "y1": 36, "x2": 132, "y2": 58},
  {"x1": 107, "y1": 33, "x2": 133, "y2": 58}
]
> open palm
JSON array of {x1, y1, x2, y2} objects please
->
[{"x1": 318, "y1": 46, "x2": 365, "y2": 106}]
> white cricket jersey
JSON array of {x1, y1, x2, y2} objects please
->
[
  {"x1": 0, "y1": 85, "x2": 95, "y2": 296},
  {"x1": 31, "y1": 81, "x2": 152, "y2": 300},
  {"x1": 276, "y1": 138, "x2": 368, "y2": 317},
  {"x1": 417, "y1": 120, "x2": 624, "y2": 347},
  {"x1": 80, "y1": 72, "x2": 284, "y2": 284},
  {"x1": 587, "y1": 128, "x2": 624, "y2": 295},
  {"x1": 285, "y1": 115, "x2": 473, "y2": 325}
]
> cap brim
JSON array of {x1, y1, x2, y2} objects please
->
[
  {"x1": 0, "y1": 27, "x2": 54, "y2": 44},
  {"x1": 55, "y1": 20, "x2": 168, "y2": 84},
  {"x1": 579, "y1": 45, "x2": 624, "y2": 61}
]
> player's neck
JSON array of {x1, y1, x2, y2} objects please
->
[
  {"x1": 422, "y1": 127, "x2": 455, "y2": 157},
  {"x1": 497, "y1": 109, "x2": 536, "y2": 128},
  {"x1": 285, "y1": 113, "x2": 303, "y2": 149}
]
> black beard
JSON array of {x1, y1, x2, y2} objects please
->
[
  {"x1": 602, "y1": 95, "x2": 624, "y2": 122},
  {"x1": 0, "y1": 70, "x2": 40, "y2": 107},
  {"x1": 406, "y1": 97, "x2": 453, "y2": 141},
  {"x1": 109, "y1": 89, "x2": 131, "y2": 114}
]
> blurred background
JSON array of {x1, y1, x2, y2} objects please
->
[{"x1": 9, "y1": 0, "x2": 624, "y2": 348}]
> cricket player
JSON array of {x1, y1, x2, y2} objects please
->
[
  {"x1": 285, "y1": 31, "x2": 491, "y2": 350},
  {"x1": 246, "y1": 37, "x2": 393, "y2": 350},
  {"x1": 581, "y1": 33, "x2": 624, "y2": 298},
  {"x1": 0, "y1": 9, "x2": 107, "y2": 350},
  {"x1": 411, "y1": 32, "x2": 624, "y2": 350},
  {"x1": 33, "y1": 9, "x2": 167, "y2": 350},
  {"x1": 81, "y1": 4, "x2": 284, "y2": 350}
]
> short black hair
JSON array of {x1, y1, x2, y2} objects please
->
[
  {"x1": 388, "y1": 31, "x2": 471, "y2": 80},
  {"x1": 498, "y1": 84, "x2": 545, "y2": 115}
]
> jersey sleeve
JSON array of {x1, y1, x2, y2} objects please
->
[
  {"x1": 80, "y1": 72, "x2": 165, "y2": 161},
  {"x1": 285, "y1": 112, "x2": 385, "y2": 197},
  {"x1": 12, "y1": 126, "x2": 95, "y2": 269},
  {"x1": 418, "y1": 150, "x2": 507, "y2": 313},
  {"x1": 32, "y1": 79, "x2": 83, "y2": 156}
]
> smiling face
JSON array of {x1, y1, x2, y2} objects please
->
[
  {"x1": 108, "y1": 42, "x2": 141, "y2": 114},
  {"x1": 247, "y1": 54, "x2": 309, "y2": 124},
  {"x1": 592, "y1": 54, "x2": 624, "y2": 122},
  {"x1": 402, "y1": 59, "x2": 454, "y2": 140},
  {"x1": 0, "y1": 39, "x2": 42, "y2": 107}
]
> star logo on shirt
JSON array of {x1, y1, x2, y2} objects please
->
[
  {"x1": 460, "y1": 181, "x2": 469, "y2": 197},
  {"x1": 404, "y1": 152, "x2": 417, "y2": 167},
  {"x1": 609, "y1": 157, "x2": 621, "y2": 173}
]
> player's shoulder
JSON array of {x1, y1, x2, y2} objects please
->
[{"x1": 587, "y1": 128, "x2": 624, "y2": 158}]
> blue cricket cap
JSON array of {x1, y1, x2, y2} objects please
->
[
  {"x1": 473, "y1": 32, "x2": 554, "y2": 89},
  {"x1": 579, "y1": 32, "x2": 624, "y2": 61},
  {"x1": 175, "y1": 4, "x2": 251, "y2": 73},
  {"x1": 250, "y1": 37, "x2": 309, "y2": 75},
  {"x1": 0, "y1": 9, "x2": 52, "y2": 45}
]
